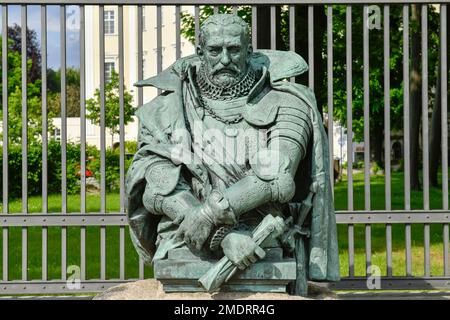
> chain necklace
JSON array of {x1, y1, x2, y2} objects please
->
[
  {"x1": 196, "y1": 65, "x2": 258, "y2": 124},
  {"x1": 198, "y1": 96, "x2": 244, "y2": 125},
  {"x1": 196, "y1": 65, "x2": 257, "y2": 101}
]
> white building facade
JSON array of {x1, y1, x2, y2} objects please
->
[{"x1": 53, "y1": 5, "x2": 196, "y2": 149}]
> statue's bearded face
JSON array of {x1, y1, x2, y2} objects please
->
[{"x1": 197, "y1": 24, "x2": 252, "y2": 87}]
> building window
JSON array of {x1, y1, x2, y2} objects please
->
[
  {"x1": 105, "y1": 61, "x2": 115, "y2": 82},
  {"x1": 54, "y1": 128, "x2": 61, "y2": 141},
  {"x1": 104, "y1": 10, "x2": 115, "y2": 34}
]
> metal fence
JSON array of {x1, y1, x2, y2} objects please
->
[{"x1": 0, "y1": 0, "x2": 450, "y2": 295}]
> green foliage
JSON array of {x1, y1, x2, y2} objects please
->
[
  {"x1": 125, "y1": 140, "x2": 138, "y2": 154},
  {"x1": 0, "y1": 140, "x2": 133, "y2": 198},
  {"x1": 86, "y1": 70, "x2": 135, "y2": 142},
  {"x1": 0, "y1": 140, "x2": 78, "y2": 198},
  {"x1": 181, "y1": 5, "x2": 253, "y2": 45},
  {"x1": 47, "y1": 68, "x2": 82, "y2": 117},
  {"x1": 180, "y1": 5, "x2": 442, "y2": 157},
  {"x1": 0, "y1": 36, "x2": 55, "y2": 144},
  {"x1": 327, "y1": 5, "x2": 440, "y2": 143},
  {"x1": 87, "y1": 147, "x2": 132, "y2": 193}
]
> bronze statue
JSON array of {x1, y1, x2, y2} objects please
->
[{"x1": 126, "y1": 13, "x2": 339, "y2": 296}]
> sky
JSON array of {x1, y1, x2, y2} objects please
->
[{"x1": 3, "y1": 5, "x2": 81, "y2": 69}]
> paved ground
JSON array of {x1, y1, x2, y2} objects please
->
[
  {"x1": 2, "y1": 289, "x2": 450, "y2": 300},
  {"x1": 336, "y1": 291, "x2": 450, "y2": 300},
  {"x1": 1, "y1": 292, "x2": 450, "y2": 300}
]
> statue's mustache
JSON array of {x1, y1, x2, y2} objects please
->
[{"x1": 212, "y1": 64, "x2": 240, "y2": 76}]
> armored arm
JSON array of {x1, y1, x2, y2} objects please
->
[
  {"x1": 204, "y1": 99, "x2": 313, "y2": 224},
  {"x1": 142, "y1": 160, "x2": 202, "y2": 222}
]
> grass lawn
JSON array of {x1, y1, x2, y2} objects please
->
[{"x1": 0, "y1": 170, "x2": 449, "y2": 281}]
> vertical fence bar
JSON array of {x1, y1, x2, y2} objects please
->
[
  {"x1": 421, "y1": 4, "x2": 431, "y2": 277},
  {"x1": 365, "y1": 224, "x2": 371, "y2": 274},
  {"x1": 441, "y1": 5, "x2": 448, "y2": 212},
  {"x1": 346, "y1": 6, "x2": 353, "y2": 212},
  {"x1": 137, "y1": 5, "x2": 143, "y2": 108},
  {"x1": 99, "y1": 5, "x2": 106, "y2": 215},
  {"x1": 441, "y1": 4, "x2": 449, "y2": 277},
  {"x1": 348, "y1": 224, "x2": 355, "y2": 277},
  {"x1": 156, "y1": 5, "x2": 162, "y2": 95},
  {"x1": 270, "y1": 6, "x2": 275, "y2": 50},
  {"x1": 41, "y1": 4, "x2": 48, "y2": 281},
  {"x1": 386, "y1": 223, "x2": 392, "y2": 276},
  {"x1": 422, "y1": 5, "x2": 430, "y2": 213},
  {"x1": 346, "y1": 5, "x2": 354, "y2": 277},
  {"x1": 137, "y1": 4, "x2": 144, "y2": 280},
  {"x1": 363, "y1": 5, "x2": 371, "y2": 274},
  {"x1": 251, "y1": 6, "x2": 257, "y2": 50},
  {"x1": 289, "y1": 5, "x2": 295, "y2": 83},
  {"x1": 60, "y1": 4, "x2": 67, "y2": 281},
  {"x1": 80, "y1": 5, "x2": 86, "y2": 218},
  {"x1": 21, "y1": 4, "x2": 28, "y2": 282},
  {"x1": 2, "y1": 5, "x2": 7, "y2": 215},
  {"x1": 403, "y1": 5, "x2": 412, "y2": 276},
  {"x1": 384, "y1": 5, "x2": 392, "y2": 276},
  {"x1": 444, "y1": 224, "x2": 449, "y2": 276},
  {"x1": 363, "y1": 5, "x2": 371, "y2": 211},
  {"x1": 406, "y1": 223, "x2": 412, "y2": 276},
  {"x1": 232, "y1": 5, "x2": 237, "y2": 15},
  {"x1": 308, "y1": 5, "x2": 314, "y2": 90},
  {"x1": 327, "y1": 5, "x2": 333, "y2": 189},
  {"x1": 61, "y1": 5, "x2": 67, "y2": 215},
  {"x1": 194, "y1": 5, "x2": 199, "y2": 48},
  {"x1": 403, "y1": 5, "x2": 411, "y2": 211},
  {"x1": 424, "y1": 223, "x2": 430, "y2": 276},
  {"x1": 175, "y1": 6, "x2": 181, "y2": 60},
  {"x1": 2, "y1": 227, "x2": 6, "y2": 281},
  {"x1": 2, "y1": 4, "x2": 9, "y2": 282},
  {"x1": 41, "y1": 5, "x2": 48, "y2": 215},
  {"x1": 118, "y1": 4, "x2": 125, "y2": 281},
  {"x1": 79, "y1": 5, "x2": 86, "y2": 281},
  {"x1": 213, "y1": 5, "x2": 218, "y2": 15},
  {"x1": 99, "y1": 5, "x2": 106, "y2": 281}
]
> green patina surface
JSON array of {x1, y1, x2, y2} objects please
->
[{"x1": 125, "y1": 13, "x2": 339, "y2": 296}]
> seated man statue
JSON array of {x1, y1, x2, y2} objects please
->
[{"x1": 126, "y1": 13, "x2": 339, "y2": 295}]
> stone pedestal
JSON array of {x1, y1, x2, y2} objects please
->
[
  {"x1": 93, "y1": 279, "x2": 337, "y2": 300},
  {"x1": 154, "y1": 247, "x2": 296, "y2": 293}
]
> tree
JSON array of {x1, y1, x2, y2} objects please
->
[
  {"x1": 86, "y1": 70, "x2": 134, "y2": 146},
  {"x1": 429, "y1": 5, "x2": 450, "y2": 187},
  {"x1": 409, "y1": 4, "x2": 422, "y2": 190},
  {"x1": 0, "y1": 36, "x2": 54, "y2": 145},
  {"x1": 181, "y1": 5, "x2": 327, "y2": 116},
  {"x1": 180, "y1": 5, "x2": 443, "y2": 174},
  {"x1": 7, "y1": 24, "x2": 42, "y2": 83},
  {"x1": 47, "y1": 68, "x2": 81, "y2": 117}
]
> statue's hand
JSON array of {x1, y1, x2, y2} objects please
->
[
  {"x1": 174, "y1": 206, "x2": 214, "y2": 250},
  {"x1": 221, "y1": 232, "x2": 266, "y2": 270}
]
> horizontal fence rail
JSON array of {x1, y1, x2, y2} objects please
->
[{"x1": 1, "y1": 1, "x2": 450, "y2": 296}]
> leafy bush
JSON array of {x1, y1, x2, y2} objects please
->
[{"x1": 0, "y1": 140, "x2": 133, "y2": 198}]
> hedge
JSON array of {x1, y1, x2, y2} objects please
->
[{"x1": 0, "y1": 140, "x2": 134, "y2": 199}]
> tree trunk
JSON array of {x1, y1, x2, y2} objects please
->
[
  {"x1": 256, "y1": 6, "x2": 271, "y2": 49},
  {"x1": 429, "y1": 66, "x2": 441, "y2": 187},
  {"x1": 372, "y1": 120, "x2": 384, "y2": 165},
  {"x1": 409, "y1": 4, "x2": 422, "y2": 190},
  {"x1": 313, "y1": 6, "x2": 326, "y2": 117},
  {"x1": 429, "y1": 4, "x2": 449, "y2": 187}
]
